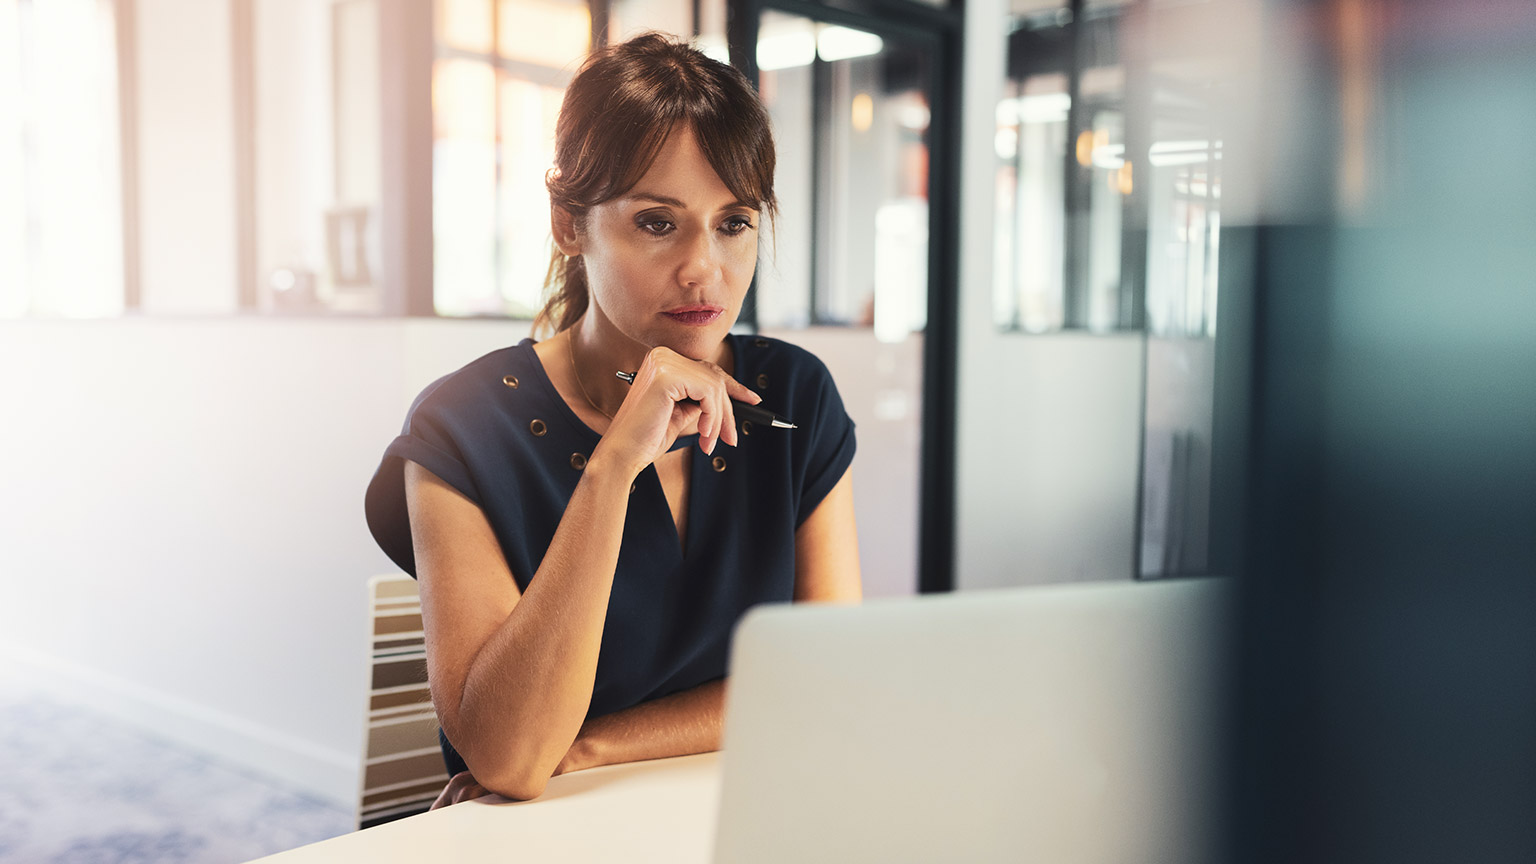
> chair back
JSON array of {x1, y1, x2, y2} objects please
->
[{"x1": 358, "y1": 573, "x2": 448, "y2": 829}]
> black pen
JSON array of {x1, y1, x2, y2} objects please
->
[{"x1": 614, "y1": 370, "x2": 797, "y2": 429}]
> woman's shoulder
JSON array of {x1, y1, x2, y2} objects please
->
[
  {"x1": 734, "y1": 333, "x2": 845, "y2": 413},
  {"x1": 404, "y1": 338, "x2": 541, "y2": 422},
  {"x1": 735, "y1": 333, "x2": 835, "y2": 385}
]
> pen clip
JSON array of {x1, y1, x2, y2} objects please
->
[{"x1": 615, "y1": 370, "x2": 637, "y2": 385}]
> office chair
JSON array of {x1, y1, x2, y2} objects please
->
[{"x1": 357, "y1": 573, "x2": 449, "y2": 829}]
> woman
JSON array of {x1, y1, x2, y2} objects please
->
[{"x1": 364, "y1": 33, "x2": 861, "y2": 805}]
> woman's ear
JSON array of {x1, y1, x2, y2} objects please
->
[{"x1": 551, "y1": 205, "x2": 581, "y2": 256}]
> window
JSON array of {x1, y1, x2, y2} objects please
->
[
  {"x1": 431, "y1": 0, "x2": 589, "y2": 318},
  {"x1": 995, "y1": 0, "x2": 1129, "y2": 333},
  {"x1": 0, "y1": 0, "x2": 124, "y2": 319}
]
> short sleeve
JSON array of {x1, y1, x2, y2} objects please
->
[
  {"x1": 796, "y1": 362, "x2": 857, "y2": 528},
  {"x1": 364, "y1": 376, "x2": 482, "y2": 578}
]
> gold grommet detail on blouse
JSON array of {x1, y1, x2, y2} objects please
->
[
  {"x1": 756, "y1": 373, "x2": 770, "y2": 389},
  {"x1": 630, "y1": 482, "x2": 637, "y2": 495},
  {"x1": 754, "y1": 337, "x2": 769, "y2": 347},
  {"x1": 741, "y1": 420, "x2": 754, "y2": 435},
  {"x1": 529, "y1": 419, "x2": 547, "y2": 437},
  {"x1": 570, "y1": 452, "x2": 587, "y2": 471},
  {"x1": 711, "y1": 456, "x2": 727, "y2": 473},
  {"x1": 503, "y1": 374, "x2": 519, "y2": 388}
]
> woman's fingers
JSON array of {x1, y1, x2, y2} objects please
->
[
  {"x1": 620, "y1": 346, "x2": 761, "y2": 461},
  {"x1": 668, "y1": 400, "x2": 704, "y2": 443},
  {"x1": 725, "y1": 376, "x2": 763, "y2": 406},
  {"x1": 713, "y1": 379, "x2": 738, "y2": 452},
  {"x1": 694, "y1": 391, "x2": 718, "y2": 454},
  {"x1": 719, "y1": 377, "x2": 761, "y2": 449},
  {"x1": 667, "y1": 357, "x2": 736, "y2": 455},
  {"x1": 718, "y1": 385, "x2": 738, "y2": 449},
  {"x1": 696, "y1": 387, "x2": 734, "y2": 454}
]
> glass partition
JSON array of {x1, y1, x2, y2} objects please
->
[
  {"x1": 997, "y1": 0, "x2": 1229, "y2": 577},
  {"x1": 1139, "y1": 0, "x2": 1226, "y2": 578}
]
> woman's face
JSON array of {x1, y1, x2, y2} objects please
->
[{"x1": 561, "y1": 123, "x2": 760, "y2": 361}]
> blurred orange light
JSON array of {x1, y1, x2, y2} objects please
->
[
  {"x1": 851, "y1": 93, "x2": 873, "y2": 132},
  {"x1": 1075, "y1": 130, "x2": 1094, "y2": 167}
]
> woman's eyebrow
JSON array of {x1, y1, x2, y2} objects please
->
[
  {"x1": 628, "y1": 192, "x2": 758, "y2": 211},
  {"x1": 630, "y1": 192, "x2": 687, "y2": 208}
]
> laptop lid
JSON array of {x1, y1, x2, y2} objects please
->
[{"x1": 712, "y1": 578, "x2": 1229, "y2": 864}]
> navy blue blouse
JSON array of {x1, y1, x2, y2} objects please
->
[{"x1": 364, "y1": 334, "x2": 855, "y2": 774}]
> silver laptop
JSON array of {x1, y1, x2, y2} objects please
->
[{"x1": 712, "y1": 578, "x2": 1230, "y2": 864}]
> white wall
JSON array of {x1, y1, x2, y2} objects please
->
[
  {"x1": 954, "y1": 0, "x2": 1147, "y2": 589},
  {"x1": 955, "y1": 333, "x2": 1145, "y2": 587},
  {"x1": 0, "y1": 317, "x2": 531, "y2": 804}
]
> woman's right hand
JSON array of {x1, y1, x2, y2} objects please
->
[
  {"x1": 431, "y1": 771, "x2": 491, "y2": 808},
  {"x1": 593, "y1": 345, "x2": 762, "y2": 477}
]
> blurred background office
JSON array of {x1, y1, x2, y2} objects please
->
[{"x1": 1, "y1": 0, "x2": 1532, "y2": 861}]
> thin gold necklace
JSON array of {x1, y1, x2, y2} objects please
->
[{"x1": 566, "y1": 332, "x2": 616, "y2": 421}]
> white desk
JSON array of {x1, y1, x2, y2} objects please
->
[{"x1": 251, "y1": 753, "x2": 721, "y2": 863}]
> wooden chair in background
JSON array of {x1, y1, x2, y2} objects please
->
[{"x1": 357, "y1": 574, "x2": 448, "y2": 829}]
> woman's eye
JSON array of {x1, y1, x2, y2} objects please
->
[
  {"x1": 639, "y1": 219, "x2": 674, "y2": 235},
  {"x1": 722, "y1": 216, "x2": 755, "y2": 235}
]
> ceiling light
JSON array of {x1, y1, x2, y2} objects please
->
[
  {"x1": 817, "y1": 25, "x2": 883, "y2": 63},
  {"x1": 757, "y1": 31, "x2": 815, "y2": 71}
]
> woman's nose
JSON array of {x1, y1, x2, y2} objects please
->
[{"x1": 676, "y1": 229, "x2": 723, "y2": 287}]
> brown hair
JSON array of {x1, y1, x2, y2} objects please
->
[{"x1": 533, "y1": 32, "x2": 778, "y2": 337}]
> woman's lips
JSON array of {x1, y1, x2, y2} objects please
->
[{"x1": 662, "y1": 307, "x2": 723, "y2": 326}]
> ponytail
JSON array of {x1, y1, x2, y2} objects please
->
[{"x1": 533, "y1": 241, "x2": 588, "y2": 338}]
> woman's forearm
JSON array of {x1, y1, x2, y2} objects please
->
[
  {"x1": 448, "y1": 454, "x2": 637, "y2": 798},
  {"x1": 558, "y1": 679, "x2": 727, "y2": 775}
]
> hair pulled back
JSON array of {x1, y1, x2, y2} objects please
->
[{"x1": 534, "y1": 32, "x2": 778, "y2": 337}]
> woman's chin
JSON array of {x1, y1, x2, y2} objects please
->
[{"x1": 654, "y1": 320, "x2": 737, "y2": 361}]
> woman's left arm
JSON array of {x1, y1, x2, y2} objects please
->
[
  {"x1": 556, "y1": 468, "x2": 861, "y2": 774},
  {"x1": 789, "y1": 467, "x2": 862, "y2": 604}
]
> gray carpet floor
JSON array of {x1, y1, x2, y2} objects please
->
[{"x1": 0, "y1": 681, "x2": 354, "y2": 863}]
